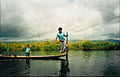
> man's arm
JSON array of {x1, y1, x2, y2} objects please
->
[
  {"x1": 65, "y1": 35, "x2": 68, "y2": 37},
  {"x1": 64, "y1": 32, "x2": 68, "y2": 37},
  {"x1": 55, "y1": 37, "x2": 57, "y2": 45}
]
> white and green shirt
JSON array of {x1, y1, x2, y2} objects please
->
[{"x1": 56, "y1": 32, "x2": 65, "y2": 41}]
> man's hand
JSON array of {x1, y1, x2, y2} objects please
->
[{"x1": 65, "y1": 34, "x2": 68, "y2": 37}]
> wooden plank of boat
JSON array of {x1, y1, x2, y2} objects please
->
[{"x1": 0, "y1": 55, "x2": 66, "y2": 59}]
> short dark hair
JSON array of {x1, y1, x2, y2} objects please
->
[
  {"x1": 27, "y1": 44, "x2": 29, "y2": 46},
  {"x1": 58, "y1": 27, "x2": 62, "y2": 30}
]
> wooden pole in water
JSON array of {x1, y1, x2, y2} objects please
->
[{"x1": 66, "y1": 32, "x2": 68, "y2": 60}]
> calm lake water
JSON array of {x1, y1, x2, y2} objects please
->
[{"x1": 0, "y1": 50, "x2": 120, "y2": 76}]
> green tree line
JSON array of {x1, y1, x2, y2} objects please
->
[{"x1": 0, "y1": 40, "x2": 120, "y2": 51}]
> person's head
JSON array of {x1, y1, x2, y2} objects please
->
[
  {"x1": 27, "y1": 44, "x2": 30, "y2": 48},
  {"x1": 58, "y1": 27, "x2": 62, "y2": 33}
]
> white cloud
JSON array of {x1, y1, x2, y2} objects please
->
[
  {"x1": 1, "y1": 0, "x2": 119, "y2": 41},
  {"x1": 114, "y1": 7, "x2": 120, "y2": 16}
]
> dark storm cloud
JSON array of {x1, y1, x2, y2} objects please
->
[
  {"x1": 89, "y1": 0, "x2": 119, "y2": 23},
  {"x1": 101, "y1": 33, "x2": 120, "y2": 39},
  {"x1": 1, "y1": 0, "x2": 28, "y2": 38},
  {"x1": 108, "y1": 33, "x2": 120, "y2": 38},
  {"x1": 0, "y1": 23, "x2": 28, "y2": 37}
]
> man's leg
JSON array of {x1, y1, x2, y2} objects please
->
[
  {"x1": 60, "y1": 41, "x2": 65, "y2": 53},
  {"x1": 63, "y1": 41, "x2": 66, "y2": 53},
  {"x1": 60, "y1": 41, "x2": 63, "y2": 53}
]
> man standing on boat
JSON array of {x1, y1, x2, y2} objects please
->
[{"x1": 55, "y1": 27, "x2": 68, "y2": 54}]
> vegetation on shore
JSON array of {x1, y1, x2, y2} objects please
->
[{"x1": 0, "y1": 40, "x2": 120, "y2": 51}]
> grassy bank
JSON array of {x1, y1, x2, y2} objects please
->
[{"x1": 0, "y1": 40, "x2": 120, "y2": 51}]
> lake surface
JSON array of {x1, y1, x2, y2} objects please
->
[{"x1": 0, "y1": 50, "x2": 120, "y2": 76}]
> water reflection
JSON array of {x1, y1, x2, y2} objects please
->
[
  {"x1": 102, "y1": 51, "x2": 120, "y2": 76},
  {"x1": 24, "y1": 58, "x2": 70, "y2": 76},
  {"x1": 0, "y1": 50, "x2": 120, "y2": 76},
  {"x1": 59, "y1": 58, "x2": 70, "y2": 77},
  {"x1": 25, "y1": 59, "x2": 30, "y2": 74}
]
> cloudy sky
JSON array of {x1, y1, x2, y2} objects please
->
[{"x1": 1, "y1": 0, "x2": 120, "y2": 41}]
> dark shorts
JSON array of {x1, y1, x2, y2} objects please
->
[
  {"x1": 26, "y1": 52, "x2": 29, "y2": 56},
  {"x1": 60, "y1": 39, "x2": 65, "y2": 42}
]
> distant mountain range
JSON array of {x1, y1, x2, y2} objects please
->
[
  {"x1": 70, "y1": 39, "x2": 120, "y2": 43},
  {"x1": 0, "y1": 39, "x2": 120, "y2": 43}
]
